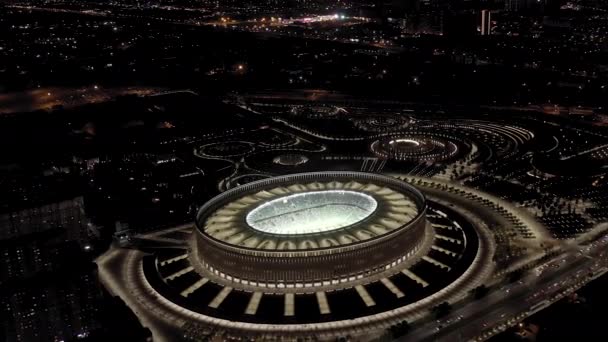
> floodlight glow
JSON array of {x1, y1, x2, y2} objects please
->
[
  {"x1": 390, "y1": 139, "x2": 421, "y2": 146},
  {"x1": 246, "y1": 190, "x2": 377, "y2": 235}
]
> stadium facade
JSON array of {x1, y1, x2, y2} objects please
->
[{"x1": 193, "y1": 172, "x2": 429, "y2": 286}]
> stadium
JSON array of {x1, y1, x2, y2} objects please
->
[
  {"x1": 97, "y1": 172, "x2": 515, "y2": 340},
  {"x1": 193, "y1": 172, "x2": 428, "y2": 285}
]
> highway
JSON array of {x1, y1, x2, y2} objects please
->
[{"x1": 400, "y1": 237, "x2": 608, "y2": 342}]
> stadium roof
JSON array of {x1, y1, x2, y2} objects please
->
[{"x1": 197, "y1": 172, "x2": 425, "y2": 251}]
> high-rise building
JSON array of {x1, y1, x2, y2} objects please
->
[
  {"x1": 0, "y1": 197, "x2": 89, "y2": 242},
  {"x1": 1, "y1": 267, "x2": 102, "y2": 342},
  {"x1": 480, "y1": 9, "x2": 492, "y2": 35},
  {"x1": 0, "y1": 184, "x2": 102, "y2": 341}
]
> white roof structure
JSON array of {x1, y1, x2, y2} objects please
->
[{"x1": 203, "y1": 179, "x2": 419, "y2": 250}]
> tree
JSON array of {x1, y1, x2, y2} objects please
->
[
  {"x1": 431, "y1": 302, "x2": 452, "y2": 319},
  {"x1": 389, "y1": 320, "x2": 411, "y2": 338},
  {"x1": 471, "y1": 285, "x2": 489, "y2": 300}
]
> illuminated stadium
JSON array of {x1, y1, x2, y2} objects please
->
[
  {"x1": 194, "y1": 172, "x2": 427, "y2": 284},
  {"x1": 97, "y1": 172, "x2": 517, "y2": 340}
]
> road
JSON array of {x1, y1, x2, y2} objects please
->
[{"x1": 400, "y1": 239, "x2": 608, "y2": 342}]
